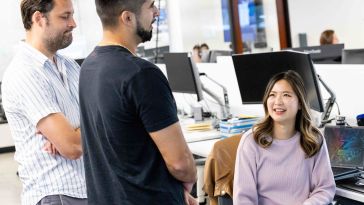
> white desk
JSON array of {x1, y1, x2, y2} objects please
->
[
  {"x1": 180, "y1": 118, "x2": 221, "y2": 143},
  {"x1": 187, "y1": 139, "x2": 219, "y2": 158},
  {"x1": 183, "y1": 130, "x2": 221, "y2": 143}
]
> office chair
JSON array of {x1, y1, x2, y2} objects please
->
[{"x1": 203, "y1": 134, "x2": 242, "y2": 205}]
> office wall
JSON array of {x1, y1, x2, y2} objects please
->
[{"x1": 289, "y1": 0, "x2": 364, "y2": 48}]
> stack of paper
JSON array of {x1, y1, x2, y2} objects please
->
[{"x1": 186, "y1": 122, "x2": 213, "y2": 131}]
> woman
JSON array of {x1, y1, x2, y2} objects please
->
[{"x1": 233, "y1": 70, "x2": 335, "y2": 205}]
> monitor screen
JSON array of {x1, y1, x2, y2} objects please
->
[
  {"x1": 324, "y1": 125, "x2": 364, "y2": 168},
  {"x1": 201, "y1": 50, "x2": 232, "y2": 63},
  {"x1": 290, "y1": 44, "x2": 344, "y2": 64},
  {"x1": 342, "y1": 48, "x2": 364, "y2": 64},
  {"x1": 232, "y1": 51, "x2": 324, "y2": 112},
  {"x1": 164, "y1": 53, "x2": 204, "y2": 101}
]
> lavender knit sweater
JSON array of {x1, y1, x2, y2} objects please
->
[{"x1": 233, "y1": 129, "x2": 336, "y2": 205}]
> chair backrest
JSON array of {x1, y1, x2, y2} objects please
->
[{"x1": 203, "y1": 133, "x2": 242, "y2": 205}]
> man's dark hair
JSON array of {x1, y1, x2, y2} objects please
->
[
  {"x1": 20, "y1": 0, "x2": 55, "y2": 30},
  {"x1": 95, "y1": 0, "x2": 146, "y2": 28},
  {"x1": 201, "y1": 43, "x2": 209, "y2": 50}
]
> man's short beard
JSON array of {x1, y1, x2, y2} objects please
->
[
  {"x1": 45, "y1": 34, "x2": 73, "y2": 53},
  {"x1": 136, "y1": 20, "x2": 153, "y2": 43},
  {"x1": 43, "y1": 16, "x2": 73, "y2": 53}
]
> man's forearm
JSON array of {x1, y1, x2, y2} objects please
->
[
  {"x1": 167, "y1": 151, "x2": 197, "y2": 183},
  {"x1": 40, "y1": 127, "x2": 82, "y2": 159}
]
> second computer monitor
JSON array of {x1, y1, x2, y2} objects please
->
[
  {"x1": 208, "y1": 50, "x2": 232, "y2": 63},
  {"x1": 164, "y1": 53, "x2": 204, "y2": 101},
  {"x1": 232, "y1": 51, "x2": 324, "y2": 112},
  {"x1": 201, "y1": 50, "x2": 232, "y2": 63},
  {"x1": 342, "y1": 48, "x2": 364, "y2": 64},
  {"x1": 290, "y1": 44, "x2": 344, "y2": 64}
]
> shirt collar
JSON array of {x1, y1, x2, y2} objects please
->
[{"x1": 20, "y1": 41, "x2": 58, "y2": 67}]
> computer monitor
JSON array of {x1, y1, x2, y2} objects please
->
[
  {"x1": 290, "y1": 44, "x2": 344, "y2": 64},
  {"x1": 164, "y1": 53, "x2": 204, "y2": 101},
  {"x1": 232, "y1": 51, "x2": 324, "y2": 112},
  {"x1": 209, "y1": 50, "x2": 232, "y2": 63},
  {"x1": 201, "y1": 50, "x2": 232, "y2": 63},
  {"x1": 342, "y1": 48, "x2": 364, "y2": 64}
]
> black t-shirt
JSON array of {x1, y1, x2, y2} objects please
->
[{"x1": 79, "y1": 46, "x2": 184, "y2": 205}]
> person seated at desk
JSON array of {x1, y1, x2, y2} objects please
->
[
  {"x1": 200, "y1": 43, "x2": 210, "y2": 62},
  {"x1": 320, "y1": 29, "x2": 339, "y2": 45},
  {"x1": 233, "y1": 70, "x2": 336, "y2": 204},
  {"x1": 192, "y1": 44, "x2": 202, "y2": 63}
]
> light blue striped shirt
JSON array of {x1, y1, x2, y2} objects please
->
[{"x1": 1, "y1": 42, "x2": 86, "y2": 205}]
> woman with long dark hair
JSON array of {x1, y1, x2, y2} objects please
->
[{"x1": 233, "y1": 70, "x2": 335, "y2": 204}]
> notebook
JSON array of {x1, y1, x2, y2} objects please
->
[{"x1": 324, "y1": 125, "x2": 364, "y2": 180}]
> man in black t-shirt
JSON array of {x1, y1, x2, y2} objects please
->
[{"x1": 79, "y1": 0, "x2": 197, "y2": 204}]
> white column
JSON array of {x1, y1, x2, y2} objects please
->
[{"x1": 167, "y1": 0, "x2": 184, "y2": 52}]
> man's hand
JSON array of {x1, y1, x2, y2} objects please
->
[
  {"x1": 183, "y1": 182, "x2": 197, "y2": 205},
  {"x1": 183, "y1": 182, "x2": 194, "y2": 193},
  {"x1": 43, "y1": 140, "x2": 59, "y2": 155},
  {"x1": 184, "y1": 190, "x2": 198, "y2": 205},
  {"x1": 36, "y1": 126, "x2": 80, "y2": 158}
]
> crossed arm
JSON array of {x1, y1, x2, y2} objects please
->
[{"x1": 37, "y1": 113, "x2": 82, "y2": 160}]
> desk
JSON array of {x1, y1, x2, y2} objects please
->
[
  {"x1": 180, "y1": 118, "x2": 221, "y2": 143},
  {"x1": 188, "y1": 139, "x2": 220, "y2": 158}
]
